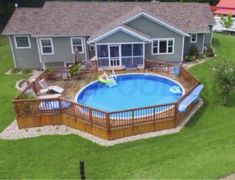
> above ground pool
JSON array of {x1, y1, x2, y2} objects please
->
[{"x1": 76, "y1": 73, "x2": 185, "y2": 112}]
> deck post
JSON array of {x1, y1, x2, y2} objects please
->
[
  {"x1": 132, "y1": 110, "x2": 135, "y2": 135},
  {"x1": 89, "y1": 108, "x2": 93, "y2": 127},
  {"x1": 72, "y1": 103, "x2": 76, "y2": 122},
  {"x1": 174, "y1": 103, "x2": 178, "y2": 127},
  {"x1": 153, "y1": 107, "x2": 156, "y2": 130},
  {"x1": 105, "y1": 113, "x2": 111, "y2": 137}
]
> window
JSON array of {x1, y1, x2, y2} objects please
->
[
  {"x1": 152, "y1": 39, "x2": 174, "y2": 55},
  {"x1": 168, "y1": 40, "x2": 173, "y2": 53},
  {"x1": 39, "y1": 38, "x2": 54, "y2": 55},
  {"x1": 159, "y1": 40, "x2": 167, "y2": 53},
  {"x1": 152, "y1": 41, "x2": 158, "y2": 54},
  {"x1": 71, "y1": 37, "x2": 84, "y2": 54},
  {"x1": 14, "y1": 36, "x2": 31, "y2": 49},
  {"x1": 190, "y1": 34, "x2": 197, "y2": 43}
]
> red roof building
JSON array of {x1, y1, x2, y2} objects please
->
[{"x1": 214, "y1": 0, "x2": 235, "y2": 16}]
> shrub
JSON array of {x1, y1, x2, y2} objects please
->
[
  {"x1": 204, "y1": 45, "x2": 215, "y2": 57},
  {"x1": 22, "y1": 68, "x2": 32, "y2": 74},
  {"x1": 189, "y1": 45, "x2": 199, "y2": 58},
  {"x1": 19, "y1": 93, "x2": 36, "y2": 100},
  {"x1": 213, "y1": 60, "x2": 235, "y2": 105},
  {"x1": 69, "y1": 63, "x2": 82, "y2": 77},
  {"x1": 185, "y1": 55, "x2": 196, "y2": 61},
  {"x1": 45, "y1": 68, "x2": 53, "y2": 74},
  {"x1": 11, "y1": 68, "x2": 21, "y2": 73}
]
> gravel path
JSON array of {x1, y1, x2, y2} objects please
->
[
  {"x1": 221, "y1": 173, "x2": 235, "y2": 180},
  {"x1": 0, "y1": 100, "x2": 203, "y2": 146}
]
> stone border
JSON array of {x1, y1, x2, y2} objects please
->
[{"x1": 0, "y1": 100, "x2": 203, "y2": 146}]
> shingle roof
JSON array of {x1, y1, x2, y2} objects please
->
[{"x1": 2, "y1": 1, "x2": 215, "y2": 36}]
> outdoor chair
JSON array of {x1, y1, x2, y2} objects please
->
[{"x1": 38, "y1": 79, "x2": 64, "y2": 94}]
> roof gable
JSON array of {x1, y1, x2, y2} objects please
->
[
  {"x1": 122, "y1": 12, "x2": 189, "y2": 36},
  {"x1": 88, "y1": 26, "x2": 151, "y2": 44}
]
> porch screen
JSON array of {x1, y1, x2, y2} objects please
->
[
  {"x1": 121, "y1": 44, "x2": 143, "y2": 66},
  {"x1": 97, "y1": 45, "x2": 109, "y2": 66}
]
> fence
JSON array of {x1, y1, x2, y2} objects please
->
[{"x1": 13, "y1": 60, "x2": 200, "y2": 140}]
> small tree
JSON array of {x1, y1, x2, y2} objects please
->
[
  {"x1": 220, "y1": 14, "x2": 234, "y2": 30},
  {"x1": 213, "y1": 60, "x2": 235, "y2": 105}
]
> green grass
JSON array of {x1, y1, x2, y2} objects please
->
[{"x1": 1, "y1": 33, "x2": 235, "y2": 179}]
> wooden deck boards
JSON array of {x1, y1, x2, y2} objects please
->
[{"x1": 48, "y1": 70, "x2": 191, "y2": 102}]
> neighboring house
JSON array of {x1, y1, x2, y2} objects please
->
[
  {"x1": 213, "y1": 0, "x2": 235, "y2": 32},
  {"x1": 2, "y1": 1, "x2": 215, "y2": 70}
]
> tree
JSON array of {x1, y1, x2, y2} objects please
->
[
  {"x1": 213, "y1": 60, "x2": 235, "y2": 105},
  {"x1": 220, "y1": 14, "x2": 234, "y2": 30}
]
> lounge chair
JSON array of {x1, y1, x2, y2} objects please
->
[
  {"x1": 178, "y1": 84, "x2": 204, "y2": 112},
  {"x1": 38, "y1": 79, "x2": 64, "y2": 94}
]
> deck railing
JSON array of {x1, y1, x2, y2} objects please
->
[{"x1": 13, "y1": 60, "x2": 201, "y2": 140}]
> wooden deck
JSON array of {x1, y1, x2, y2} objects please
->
[{"x1": 13, "y1": 60, "x2": 201, "y2": 140}]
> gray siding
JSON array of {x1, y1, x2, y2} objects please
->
[
  {"x1": 40, "y1": 37, "x2": 86, "y2": 65},
  {"x1": 127, "y1": 16, "x2": 183, "y2": 62},
  {"x1": 204, "y1": 26, "x2": 213, "y2": 47},
  {"x1": 10, "y1": 35, "x2": 41, "y2": 69},
  {"x1": 184, "y1": 34, "x2": 204, "y2": 56},
  {"x1": 44, "y1": 62, "x2": 65, "y2": 68},
  {"x1": 97, "y1": 31, "x2": 143, "y2": 43}
]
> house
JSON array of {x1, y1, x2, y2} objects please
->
[
  {"x1": 2, "y1": 1, "x2": 215, "y2": 70},
  {"x1": 213, "y1": 0, "x2": 235, "y2": 32},
  {"x1": 214, "y1": 0, "x2": 235, "y2": 16}
]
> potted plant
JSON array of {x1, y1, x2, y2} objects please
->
[{"x1": 69, "y1": 63, "x2": 82, "y2": 79}]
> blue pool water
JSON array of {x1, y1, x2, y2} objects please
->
[{"x1": 76, "y1": 74, "x2": 184, "y2": 112}]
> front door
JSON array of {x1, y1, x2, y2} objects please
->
[{"x1": 109, "y1": 45, "x2": 120, "y2": 66}]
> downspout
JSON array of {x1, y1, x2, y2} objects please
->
[{"x1": 9, "y1": 36, "x2": 17, "y2": 68}]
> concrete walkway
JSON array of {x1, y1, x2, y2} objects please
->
[{"x1": 183, "y1": 57, "x2": 213, "y2": 69}]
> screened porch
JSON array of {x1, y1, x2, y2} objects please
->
[{"x1": 96, "y1": 43, "x2": 145, "y2": 69}]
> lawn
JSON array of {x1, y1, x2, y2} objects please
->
[{"x1": 1, "y1": 33, "x2": 235, "y2": 179}]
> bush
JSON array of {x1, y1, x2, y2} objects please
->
[
  {"x1": 11, "y1": 68, "x2": 20, "y2": 73},
  {"x1": 69, "y1": 63, "x2": 82, "y2": 77},
  {"x1": 19, "y1": 93, "x2": 36, "y2": 100},
  {"x1": 22, "y1": 68, "x2": 32, "y2": 74},
  {"x1": 204, "y1": 45, "x2": 215, "y2": 57},
  {"x1": 45, "y1": 68, "x2": 53, "y2": 74},
  {"x1": 213, "y1": 60, "x2": 235, "y2": 105},
  {"x1": 185, "y1": 55, "x2": 196, "y2": 61},
  {"x1": 189, "y1": 45, "x2": 200, "y2": 58}
]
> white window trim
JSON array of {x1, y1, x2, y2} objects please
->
[
  {"x1": 70, "y1": 37, "x2": 84, "y2": 54},
  {"x1": 190, "y1": 34, "x2": 197, "y2": 43},
  {"x1": 151, "y1": 38, "x2": 175, "y2": 55},
  {"x1": 14, "y1": 35, "x2": 31, "y2": 49},
  {"x1": 39, "y1": 38, "x2": 54, "y2": 55}
]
